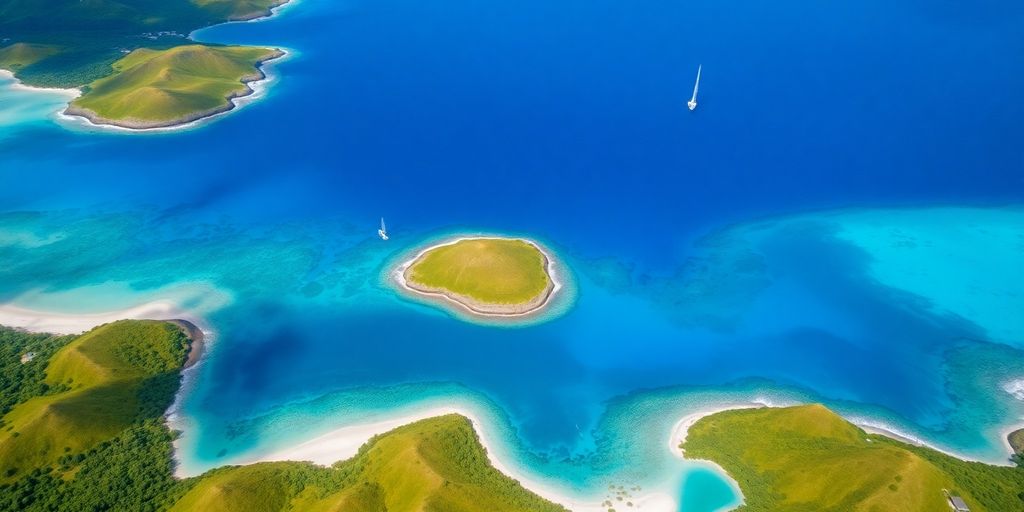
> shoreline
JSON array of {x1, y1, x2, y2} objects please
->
[
  {"x1": 225, "y1": 405, "x2": 676, "y2": 512},
  {"x1": 167, "y1": 319, "x2": 206, "y2": 369},
  {"x1": 670, "y1": 403, "x2": 764, "y2": 458},
  {"x1": 0, "y1": 69, "x2": 81, "y2": 99},
  {"x1": 393, "y1": 236, "x2": 564, "y2": 320},
  {"x1": 850, "y1": 416, "x2": 1016, "y2": 466},
  {"x1": 59, "y1": 48, "x2": 290, "y2": 132}
]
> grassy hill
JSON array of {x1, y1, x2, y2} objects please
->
[
  {"x1": 682, "y1": 404, "x2": 1024, "y2": 511},
  {"x1": 0, "y1": 321, "x2": 565, "y2": 512},
  {"x1": 170, "y1": 415, "x2": 564, "y2": 512},
  {"x1": 406, "y1": 238, "x2": 552, "y2": 310},
  {"x1": 0, "y1": 321, "x2": 188, "y2": 483},
  {"x1": 69, "y1": 44, "x2": 283, "y2": 129}
]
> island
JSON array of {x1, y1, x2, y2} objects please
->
[
  {"x1": 0, "y1": 321, "x2": 566, "y2": 512},
  {"x1": 682, "y1": 405, "x2": 1024, "y2": 511},
  {"x1": 397, "y1": 237, "x2": 559, "y2": 317},
  {"x1": 0, "y1": 0, "x2": 288, "y2": 129}
]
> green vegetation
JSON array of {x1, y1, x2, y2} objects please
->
[
  {"x1": 0, "y1": 321, "x2": 188, "y2": 483},
  {"x1": 406, "y1": 238, "x2": 552, "y2": 311},
  {"x1": 170, "y1": 415, "x2": 564, "y2": 512},
  {"x1": 683, "y1": 404, "x2": 1024, "y2": 511},
  {"x1": 0, "y1": 0, "x2": 285, "y2": 126},
  {"x1": 0, "y1": 321, "x2": 565, "y2": 512},
  {"x1": 0, "y1": 328, "x2": 74, "y2": 421},
  {"x1": 69, "y1": 45, "x2": 282, "y2": 128}
]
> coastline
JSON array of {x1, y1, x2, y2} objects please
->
[
  {"x1": 0, "y1": 69, "x2": 81, "y2": 99},
  {"x1": 59, "y1": 48, "x2": 289, "y2": 132},
  {"x1": 229, "y1": 404, "x2": 676, "y2": 512},
  {"x1": 845, "y1": 416, "x2": 1010, "y2": 465},
  {"x1": 670, "y1": 404, "x2": 764, "y2": 458},
  {"x1": 168, "y1": 319, "x2": 206, "y2": 369},
  {"x1": 3, "y1": 301, "x2": 1019, "y2": 508},
  {"x1": 393, "y1": 236, "x2": 564, "y2": 320}
]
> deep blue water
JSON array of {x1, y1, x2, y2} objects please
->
[{"x1": 2, "y1": 0, "x2": 1024, "y2": 508}]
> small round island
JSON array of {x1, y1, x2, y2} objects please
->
[{"x1": 396, "y1": 236, "x2": 561, "y2": 319}]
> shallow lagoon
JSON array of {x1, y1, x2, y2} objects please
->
[{"x1": 2, "y1": 0, "x2": 1024, "y2": 508}]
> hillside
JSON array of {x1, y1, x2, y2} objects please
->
[
  {"x1": 682, "y1": 404, "x2": 1024, "y2": 511},
  {"x1": 0, "y1": 321, "x2": 189, "y2": 484},
  {"x1": 68, "y1": 45, "x2": 283, "y2": 129}
]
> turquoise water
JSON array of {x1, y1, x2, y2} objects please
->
[{"x1": 2, "y1": 0, "x2": 1024, "y2": 508}]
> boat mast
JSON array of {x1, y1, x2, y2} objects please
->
[{"x1": 688, "y1": 64, "x2": 701, "y2": 111}]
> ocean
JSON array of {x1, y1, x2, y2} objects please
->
[{"x1": 1, "y1": 0, "x2": 1023, "y2": 509}]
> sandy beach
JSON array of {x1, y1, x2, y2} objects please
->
[
  {"x1": 235, "y1": 405, "x2": 676, "y2": 512},
  {"x1": 393, "y1": 236, "x2": 564, "y2": 319},
  {"x1": 0, "y1": 70, "x2": 81, "y2": 98}
]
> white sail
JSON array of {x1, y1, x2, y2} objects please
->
[
  {"x1": 378, "y1": 217, "x2": 389, "y2": 240},
  {"x1": 688, "y1": 64, "x2": 701, "y2": 111}
]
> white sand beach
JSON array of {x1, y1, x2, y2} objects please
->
[
  {"x1": 0, "y1": 70, "x2": 81, "y2": 98},
  {"x1": 237, "y1": 404, "x2": 676, "y2": 512}
]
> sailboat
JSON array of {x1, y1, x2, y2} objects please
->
[
  {"x1": 687, "y1": 64, "x2": 701, "y2": 111},
  {"x1": 378, "y1": 217, "x2": 389, "y2": 241}
]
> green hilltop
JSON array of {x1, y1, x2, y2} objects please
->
[
  {"x1": 69, "y1": 45, "x2": 283, "y2": 129},
  {"x1": 404, "y1": 238, "x2": 554, "y2": 315},
  {"x1": 682, "y1": 404, "x2": 1024, "y2": 512},
  {"x1": 0, "y1": 321, "x2": 565, "y2": 512}
]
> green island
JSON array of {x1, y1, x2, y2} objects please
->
[
  {"x1": 401, "y1": 237, "x2": 556, "y2": 317},
  {"x1": 682, "y1": 405, "x2": 1024, "y2": 511},
  {"x1": 0, "y1": 321, "x2": 565, "y2": 512},
  {"x1": 0, "y1": 0, "x2": 287, "y2": 129}
]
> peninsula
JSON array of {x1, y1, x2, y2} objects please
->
[
  {"x1": 397, "y1": 237, "x2": 559, "y2": 317},
  {"x1": 682, "y1": 405, "x2": 1024, "y2": 511},
  {"x1": 0, "y1": 0, "x2": 289, "y2": 129}
]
